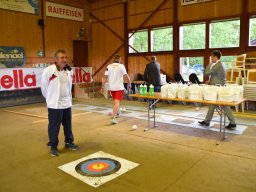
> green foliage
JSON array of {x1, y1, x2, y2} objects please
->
[
  {"x1": 129, "y1": 18, "x2": 256, "y2": 53},
  {"x1": 249, "y1": 18, "x2": 256, "y2": 43},
  {"x1": 129, "y1": 31, "x2": 148, "y2": 52},
  {"x1": 181, "y1": 24, "x2": 206, "y2": 49},
  {"x1": 152, "y1": 27, "x2": 173, "y2": 51},
  {"x1": 210, "y1": 20, "x2": 240, "y2": 48}
]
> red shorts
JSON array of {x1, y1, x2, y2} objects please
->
[{"x1": 110, "y1": 90, "x2": 124, "y2": 100}]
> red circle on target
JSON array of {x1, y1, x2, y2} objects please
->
[{"x1": 87, "y1": 162, "x2": 110, "y2": 172}]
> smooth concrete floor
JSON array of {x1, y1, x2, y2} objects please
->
[{"x1": 0, "y1": 98, "x2": 256, "y2": 192}]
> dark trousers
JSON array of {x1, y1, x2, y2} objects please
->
[{"x1": 48, "y1": 107, "x2": 74, "y2": 149}]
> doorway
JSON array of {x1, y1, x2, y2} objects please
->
[{"x1": 73, "y1": 40, "x2": 88, "y2": 67}]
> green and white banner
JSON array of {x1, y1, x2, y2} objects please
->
[{"x1": 0, "y1": 0, "x2": 38, "y2": 14}]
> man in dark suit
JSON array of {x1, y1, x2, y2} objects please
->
[
  {"x1": 143, "y1": 56, "x2": 161, "y2": 92},
  {"x1": 198, "y1": 50, "x2": 236, "y2": 130}
]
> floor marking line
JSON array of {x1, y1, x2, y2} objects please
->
[{"x1": 4, "y1": 110, "x2": 47, "y2": 119}]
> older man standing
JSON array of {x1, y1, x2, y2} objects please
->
[{"x1": 41, "y1": 49, "x2": 79, "y2": 156}]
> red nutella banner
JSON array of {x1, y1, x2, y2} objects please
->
[{"x1": 0, "y1": 67, "x2": 92, "y2": 91}]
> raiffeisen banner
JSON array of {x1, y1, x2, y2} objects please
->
[
  {"x1": 45, "y1": 2, "x2": 84, "y2": 21},
  {"x1": 0, "y1": 67, "x2": 92, "y2": 91}
]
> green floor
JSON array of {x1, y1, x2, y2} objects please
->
[{"x1": 0, "y1": 98, "x2": 256, "y2": 192}]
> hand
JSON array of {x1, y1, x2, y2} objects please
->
[
  {"x1": 100, "y1": 87, "x2": 104, "y2": 94},
  {"x1": 205, "y1": 80, "x2": 210, "y2": 84},
  {"x1": 127, "y1": 83, "x2": 132, "y2": 89}
]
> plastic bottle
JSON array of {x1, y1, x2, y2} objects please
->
[
  {"x1": 139, "y1": 84, "x2": 143, "y2": 95},
  {"x1": 149, "y1": 84, "x2": 154, "y2": 96},
  {"x1": 143, "y1": 84, "x2": 147, "y2": 95}
]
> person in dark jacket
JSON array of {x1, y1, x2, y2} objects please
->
[{"x1": 143, "y1": 56, "x2": 161, "y2": 92}]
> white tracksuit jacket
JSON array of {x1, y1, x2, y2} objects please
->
[{"x1": 41, "y1": 64, "x2": 73, "y2": 109}]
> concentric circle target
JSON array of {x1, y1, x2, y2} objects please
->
[{"x1": 75, "y1": 158, "x2": 121, "y2": 177}]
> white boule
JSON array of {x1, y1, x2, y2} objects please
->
[
  {"x1": 122, "y1": 108, "x2": 126, "y2": 111},
  {"x1": 132, "y1": 125, "x2": 137, "y2": 129}
]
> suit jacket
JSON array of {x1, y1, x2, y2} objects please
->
[
  {"x1": 143, "y1": 62, "x2": 161, "y2": 86},
  {"x1": 204, "y1": 60, "x2": 226, "y2": 86}
]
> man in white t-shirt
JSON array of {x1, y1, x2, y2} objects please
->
[{"x1": 102, "y1": 54, "x2": 131, "y2": 124}]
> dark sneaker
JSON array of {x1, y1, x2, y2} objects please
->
[
  {"x1": 225, "y1": 123, "x2": 236, "y2": 130},
  {"x1": 198, "y1": 121, "x2": 209, "y2": 127},
  {"x1": 65, "y1": 143, "x2": 79, "y2": 150},
  {"x1": 51, "y1": 148, "x2": 59, "y2": 156}
]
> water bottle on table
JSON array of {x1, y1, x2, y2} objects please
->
[{"x1": 149, "y1": 84, "x2": 154, "y2": 96}]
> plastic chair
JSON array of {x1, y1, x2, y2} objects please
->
[{"x1": 232, "y1": 54, "x2": 247, "y2": 78}]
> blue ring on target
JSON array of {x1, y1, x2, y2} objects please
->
[{"x1": 75, "y1": 158, "x2": 121, "y2": 177}]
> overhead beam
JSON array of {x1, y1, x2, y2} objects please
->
[{"x1": 91, "y1": 0, "x2": 169, "y2": 78}]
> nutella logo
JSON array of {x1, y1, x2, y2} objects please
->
[
  {"x1": 0, "y1": 69, "x2": 36, "y2": 90},
  {"x1": 73, "y1": 67, "x2": 91, "y2": 83}
]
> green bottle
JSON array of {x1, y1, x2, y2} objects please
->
[
  {"x1": 139, "y1": 84, "x2": 143, "y2": 95},
  {"x1": 143, "y1": 84, "x2": 147, "y2": 95},
  {"x1": 149, "y1": 84, "x2": 154, "y2": 96}
]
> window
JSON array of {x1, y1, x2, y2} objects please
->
[
  {"x1": 129, "y1": 30, "x2": 148, "y2": 53},
  {"x1": 179, "y1": 23, "x2": 206, "y2": 50},
  {"x1": 221, "y1": 56, "x2": 237, "y2": 69},
  {"x1": 180, "y1": 57, "x2": 204, "y2": 81},
  {"x1": 210, "y1": 19, "x2": 240, "y2": 48},
  {"x1": 151, "y1": 27, "x2": 173, "y2": 51},
  {"x1": 249, "y1": 17, "x2": 256, "y2": 46}
]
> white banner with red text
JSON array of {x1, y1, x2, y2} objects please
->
[{"x1": 0, "y1": 67, "x2": 92, "y2": 91}]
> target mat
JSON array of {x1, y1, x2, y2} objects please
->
[{"x1": 58, "y1": 151, "x2": 139, "y2": 187}]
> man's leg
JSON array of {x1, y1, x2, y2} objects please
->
[
  {"x1": 223, "y1": 106, "x2": 236, "y2": 124},
  {"x1": 62, "y1": 107, "x2": 74, "y2": 144},
  {"x1": 204, "y1": 105, "x2": 215, "y2": 124},
  {"x1": 48, "y1": 108, "x2": 62, "y2": 155},
  {"x1": 113, "y1": 99, "x2": 120, "y2": 117}
]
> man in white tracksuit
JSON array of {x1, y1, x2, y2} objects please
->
[{"x1": 41, "y1": 49, "x2": 79, "y2": 156}]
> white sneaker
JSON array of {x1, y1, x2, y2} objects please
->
[
  {"x1": 111, "y1": 118, "x2": 118, "y2": 124},
  {"x1": 196, "y1": 107, "x2": 200, "y2": 111}
]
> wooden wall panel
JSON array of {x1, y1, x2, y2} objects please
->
[
  {"x1": 128, "y1": 0, "x2": 172, "y2": 29},
  {"x1": 179, "y1": 0, "x2": 242, "y2": 22},
  {"x1": 0, "y1": 9, "x2": 43, "y2": 63},
  {"x1": 128, "y1": 0, "x2": 170, "y2": 15},
  {"x1": 248, "y1": 0, "x2": 256, "y2": 13},
  {"x1": 90, "y1": 18, "x2": 124, "y2": 82},
  {"x1": 129, "y1": 9, "x2": 173, "y2": 29},
  {"x1": 89, "y1": 0, "x2": 126, "y2": 82},
  {"x1": 0, "y1": 0, "x2": 89, "y2": 67},
  {"x1": 44, "y1": 17, "x2": 82, "y2": 61},
  {"x1": 90, "y1": 0, "x2": 121, "y2": 10},
  {"x1": 91, "y1": 3, "x2": 123, "y2": 21}
]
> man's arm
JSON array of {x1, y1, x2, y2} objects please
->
[
  {"x1": 41, "y1": 68, "x2": 50, "y2": 98},
  {"x1": 204, "y1": 64, "x2": 212, "y2": 76},
  {"x1": 124, "y1": 74, "x2": 131, "y2": 88},
  {"x1": 143, "y1": 64, "x2": 148, "y2": 81},
  {"x1": 101, "y1": 75, "x2": 107, "y2": 93}
]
